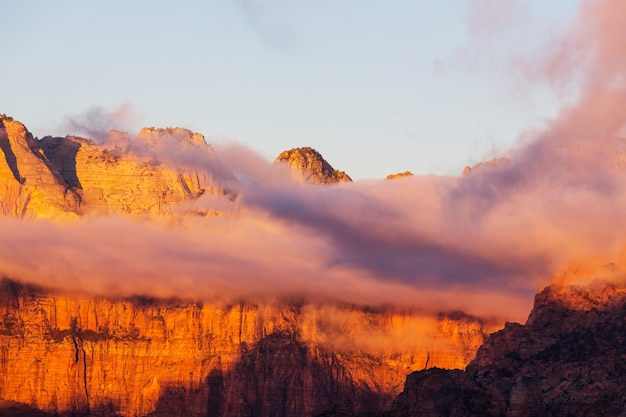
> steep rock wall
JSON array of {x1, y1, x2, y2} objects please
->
[
  {"x1": 0, "y1": 280, "x2": 492, "y2": 416},
  {"x1": 387, "y1": 281, "x2": 626, "y2": 417},
  {"x1": 0, "y1": 116, "x2": 79, "y2": 218}
]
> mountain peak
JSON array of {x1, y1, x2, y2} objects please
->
[
  {"x1": 386, "y1": 171, "x2": 413, "y2": 180},
  {"x1": 136, "y1": 127, "x2": 208, "y2": 148},
  {"x1": 273, "y1": 147, "x2": 352, "y2": 184}
]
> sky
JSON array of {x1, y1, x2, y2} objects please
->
[
  {"x1": 2, "y1": 0, "x2": 582, "y2": 179},
  {"x1": 3, "y1": 0, "x2": 626, "y2": 325}
]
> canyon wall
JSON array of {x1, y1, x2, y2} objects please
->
[
  {"x1": 387, "y1": 279, "x2": 626, "y2": 417},
  {"x1": 0, "y1": 279, "x2": 493, "y2": 416},
  {"x1": 0, "y1": 115, "x2": 234, "y2": 218}
]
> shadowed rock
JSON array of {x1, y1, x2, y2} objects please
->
[
  {"x1": 385, "y1": 281, "x2": 626, "y2": 417},
  {"x1": 271, "y1": 147, "x2": 352, "y2": 184}
]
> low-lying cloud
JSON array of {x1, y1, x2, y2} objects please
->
[
  {"x1": 2, "y1": 0, "x2": 626, "y2": 324},
  {"x1": 63, "y1": 103, "x2": 140, "y2": 143}
]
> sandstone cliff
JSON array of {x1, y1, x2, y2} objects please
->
[
  {"x1": 271, "y1": 147, "x2": 352, "y2": 184},
  {"x1": 39, "y1": 129, "x2": 233, "y2": 216},
  {"x1": 0, "y1": 279, "x2": 492, "y2": 417},
  {"x1": 0, "y1": 115, "x2": 80, "y2": 218},
  {"x1": 0, "y1": 115, "x2": 236, "y2": 218},
  {"x1": 386, "y1": 277, "x2": 626, "y2": 417}
]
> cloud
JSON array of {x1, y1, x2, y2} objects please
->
[
  {"x1": 466, "y1": 0, "x2": 531, "y2": 39},
  {"x1": 2, "y1": 0, "x2": 626, "y2": 326},
  {"x1": 63, "y1": 103, "x2": 140, "y2": 142},
  {"x1": 234, "y1": 0, "x2": 297, "y2": 49},
  {"x1": 129, "y1": 128, "x2": 238, "y2": 185},
  {"x1": 213, "y1": 140, "x2": 272, "y2": 183}
]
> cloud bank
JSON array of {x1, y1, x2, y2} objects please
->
[{"x1": 2, "y1": 0, "x2": 626, "y2": 324}]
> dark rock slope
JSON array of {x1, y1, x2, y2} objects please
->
[{"x1": 387, "y1": 281, "x2": 626, "y2": 417}]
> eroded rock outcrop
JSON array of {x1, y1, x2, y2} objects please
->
[
  {"x1": 0, "y1": 115, "x2": 80, "y2": 218},
  {"x1": 271, "y1": 147, "x2": 352, "y2": 184},
  {"x1": 385, "y1": 171, "x2": 413, "y2": 180},
  {"x1": 387, "y1": 278, "x2": 626, "y2": 417},
  {"x1": 39, "y1": 130, "x2": 233, "y2": 216},
  {"x1": 0, "y1": 279, "x2": 492, "y2": 417},
  {"x1": 0, "y1": 115, "x2": 237, "y2": 218}
]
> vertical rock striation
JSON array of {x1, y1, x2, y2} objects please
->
[{"x1": 0, "y1": 279, "x2": 492, "y2": 417}]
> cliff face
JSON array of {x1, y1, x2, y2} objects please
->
[
  {"x1": 0, "y1": 116, "x2": 80, "y2": 218},
  {"x1": 272, "y1": 147, "x2": 352, "y2": 184},
  {"x1": 38, "y1": 128, "x2": 234, "y2": 216},
  {"x1": 0, "y1": 116, "x2": 235, "y2": 219},
  {"x1": 0, "y1": 279, "x2": 492, "y2": 417},
  {"x1": 387, "y1": 280, "x2": 626, "y2": 417}
]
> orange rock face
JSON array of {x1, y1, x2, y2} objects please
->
[
  {"x1": 0, "y1": 280, "x2": 495, "y2": 416},
  {"x1": 385, "y1": 171, "x2": 413, "y2": 180},
  {"x1": 38, "y1": 129, "x2": 234, "y2": 216},
  {"x1": 271, "y1": 147, "x2": 352, "y2": 184},
  {"x1": 0, "y1": 115, "x2": 235, "y2": 219},
  {"x1": 0, "y1": 116, "x2": 80, "y2": 218},
  {"x1": 0, "y1": 115, "x2": 499, "y2": 416}
]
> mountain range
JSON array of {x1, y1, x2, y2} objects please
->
[{"x1": 1, "y1": 114, "x2": 625, "y2": 416}]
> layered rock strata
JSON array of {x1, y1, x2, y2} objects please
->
[
  {"x1": 0, "y1": 279, "x2": 492, "y2": 417},
  {"x1": 0, "y1": 115, "x2": 235, "y2": 218}
]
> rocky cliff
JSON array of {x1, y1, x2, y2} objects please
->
[
  {"x1": 272, "y1": 147, "x2": 352, "y2": 184},
  {"x1": 0, "y1": 115, "x2": 235, "y2": 218},
  {"x1": 0, "y1": 279, "x2": 492, "y2": 417},
  {"x1": 385, "y1": 171, "x2": 413, "y2": 180},
  {"x1": 386, "y1": 276, "x2": 626, "y2": 417},
  {"x1": 0, "y1": 115, "x2": 80, "y2": 218}
]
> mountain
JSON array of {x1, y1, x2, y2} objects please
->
[
  {"x1": 0, "y1": 115, "x2": 490, "y2": 416},
  {"x1": 0, "y1": 115, "x2": 235, "y2": 218},
  {"x1": 385, "y1": 265, "x2": 626, "y2": 417},
  {"x1": 271, "y1": 147, "x2": 352, "y2": 184},
  {"x1": 385, "y1": 171, "x2": 413, "y2": 180},
  {"x1": 0, "y1": 279, "x2": 491, "y2": 417},
  {"x1": 0, "y1": 115, "x2": 80, "y2": 218},
  {"x1": 6, "y1": 114, "x2": 623, "y2": 417}
]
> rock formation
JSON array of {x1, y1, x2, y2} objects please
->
[
  {"x1": 38, "y1": 130, "x2": 233, "y2": 216},
  {"x1": 461, "y1": 157, "x2": 511, "y2": 178},
  {"x1": 0, "y1": 115, "x2": 236, "y2": 218},
  {"x1": 386, "y1": 274, "x2": 626, "y2": 417},
  {"x1": 0, "y1": 279, "x2": 492, "y2": 417},
  {"x1": 271, "y1": 147, "x2": 352, "y2": 184},
  {"x1": 385, "y1": 171, "x2": 413, "y2": 180},
  {"x1": 0, "y1": 115, "x2": 80, "y2": 218}
]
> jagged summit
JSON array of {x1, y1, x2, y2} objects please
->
[
  {"x1": 135, "y1": 127, "x2": 208, "y2": 149},
  {"x1": 272, "y1": 147, "x2": 352, "y2": 184},
  {"x1": 0, "y1": 116, "x2": 80, "y2": 218},
  {"x1": 0, "y1": 115, "x2": 236, "y2": 218},
  {"x1": 386, "y1": 171, "x2": 413, "y2": 180},
  {"x1": 386, "y1": 261, "x2": 626, "y2": 417},
  {"x1": 461, "y1": 157, "x2": 511, "y2": 177}
]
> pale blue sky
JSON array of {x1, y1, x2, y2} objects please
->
[{"x1": 2, "y1": 1, "x2": 581, "y2": 179}]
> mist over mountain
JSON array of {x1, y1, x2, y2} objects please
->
[{"x1": 2, "y1": 0, "x2": 626, "y2": 415}]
